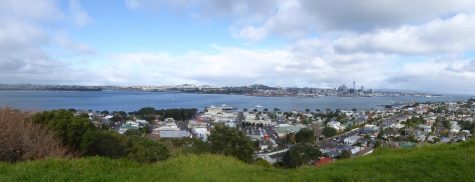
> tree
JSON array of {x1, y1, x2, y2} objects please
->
[
  {"x1": 100, "y1": 110, "x2": 109, "y2": 115},
  {"x1": 340, "y1": 150, "x2": 351, "y2": 158},
  {"x1": 263, "y1": 108, "x2": 268, "y2": 112},
  {"x1": 208, "y1": 124, "x2": 255, "y2": 163},
  {"x1": 80, "y1": 130, "x2": 127, "y2": 158},
  {"x1": 31, "y1": 110, "x2": 95, "y2": 151},
  {"x1": 295, "y1": 128, "x2": 315, "y2": 144},
  {"x1": 283, "y1": 144, "x2": 322, "y2": 168},
  {"x1": 323, "y1": 127, "x2": 337, "y2": 137},
  {"x1": 126, "y1": 136, "x2": 170, "y2": 163}
]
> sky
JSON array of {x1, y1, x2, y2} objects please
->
[{"x1": 1, "y1": 0, "x2": 475, "y2": 94}]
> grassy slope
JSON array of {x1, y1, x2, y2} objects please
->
[{"x1": 1, "y1": 140, "x2": 474, "y2": 181}]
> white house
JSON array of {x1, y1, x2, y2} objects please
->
[
  {"x1": 327, "y1": 121, "x2": 346, "y2": 131},
  {"x1": 255, "y1": 149, "x2": 289, "y2": 164},
  {"x1": 344, "y1": 135, "x2": 361, "y2": 145}
]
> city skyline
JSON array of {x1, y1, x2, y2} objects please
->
[{"x1": 1, "y1": 1, "x2": 475, "y2": 94}]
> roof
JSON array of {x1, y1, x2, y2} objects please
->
[
  {"x1": 315, "y1": 157, "x2": 333, "y2": 167},
  {"x1": 275, "y1": 125, "x2": 302, "y2": 134},
  {"x1": 159, "y1": 130, "x2": 190, "y2": 138}
]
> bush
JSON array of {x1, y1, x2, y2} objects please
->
[
  {"x1": 80, "y1": 130, "x2": 127, "y2": 158},
  {"x1": 31, "y1": 110, "x2": 95, "y2": 151},
  {"x1": 0, "y1": 108, "x2": 68, "y2": 162},
  {"x1": 126, "y1": 136, "x2": 170, "y2": 163},
  {"x1": 30, "y1": 110, "x2": 170, "y2": 163}
]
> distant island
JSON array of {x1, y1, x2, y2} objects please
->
[
  {"x1": 0, "y1": 83, "x2": 441, "y2": 97},
  {"x1": 0, "y1": 84, "x2": 102, "y2": 91}
]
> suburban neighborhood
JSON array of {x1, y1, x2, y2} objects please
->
[{"x1": 80, "y1": 98, "x2": 475, "y2": 167}]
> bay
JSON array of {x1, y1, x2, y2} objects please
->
[{"x1": 0, "y1": 90, "x2": 471, "y2": 112}]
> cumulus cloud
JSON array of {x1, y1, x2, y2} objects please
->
[
  {"x1": 300, "y1": 0, "x2": 475, "y2": 31},
  {"x1": 0, "y1": 0, "x2": 95, "y2": 84},
  {"x1": 334, "y1": 13, "x2": 475, "y2": 55},
  {"x1": 124, "y1": 0, "x2": 475, "y2": 41},
  {"x1": 81, "y1": 42, "x2": 392, "y2": 89},
  {"x1": 386, "y1": 58, "x2": 475, "y2": 94}
]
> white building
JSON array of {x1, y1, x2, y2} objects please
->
[
  {"x1": 344, "y1": 135, "x2": 361, "y2": 145},
  {"x1": 449, "y1": 121, "x2": 461, "y2": 134},
  {"x1": 327, "y1": 121, "x2": 346, "y2": 131}
]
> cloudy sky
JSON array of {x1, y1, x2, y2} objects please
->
[{"x1": 1, "y1": 0, "x2": 475, "y2": 94}]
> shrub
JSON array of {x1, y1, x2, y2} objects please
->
[{"x1": 0, "y1": 108, "x2": 68, "y2": 162}]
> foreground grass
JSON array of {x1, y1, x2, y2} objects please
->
[{"x1": 1, "y1": 140, "x2": 474, "y2": 181}]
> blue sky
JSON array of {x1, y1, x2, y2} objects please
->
[{"x1": 1, "y1": 0, "x2": 475, "y2": 94}]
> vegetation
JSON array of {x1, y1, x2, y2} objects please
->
[
  {"x1": 130, "y1": 107, "x2": 197, "y2": 121},
  {"x1": 208, "y1": 124, "x2": 256, "y2": 163},
  {"x1": 295, "y1": 128, "x2": 315, "y2": 144},
  {"x1": 29, "y1": 110, "x2": 170, "y2": 163},
  {"x1": 1, "y1": 140, "x2": 475, "y2": 181},
  {"x1": 283, "y1": 144, "x2": 321, "y2": 168},
  {"x1": 323, "y1": 127, "x2": 337, "y2": 137},
  {"x1": 0, "y1": 108, "x2": 68, "y2": 162}
]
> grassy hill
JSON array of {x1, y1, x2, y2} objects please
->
[{"x1": 1, "y1": 139, "x2": 474, "y2": 181}]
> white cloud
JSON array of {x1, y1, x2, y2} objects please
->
[
  {"x1": 334, "y1": 13, "x2": 475, "y2": 55},
  {"x1": 68, "y1": 0, "x2": 92, "y2": 26},
  {"x1": 300, "y1": 0, "x2": 475, "y2": 31},
  {"x1": 0, "y1": 0, "x2": 95, "y2": 84},
  {"x1": 124, "y1": 0, "x2": 475, "y2": 42},
  {"x1": 0, "y1": 0, "x2": 63, "y2": 21},
  {"x1": 81, "y1": 42, "x2": 392, "y2": 89},
  {"x1": 55, "y1": 32, "x2": 95, "y2": 55},
  {"x1": 387, "y1": 58, "x2": 475, "y2": 94}
]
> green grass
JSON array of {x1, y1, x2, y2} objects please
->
[{"x1": 1, "y1": 140, "x2": 475, "y2": 181}]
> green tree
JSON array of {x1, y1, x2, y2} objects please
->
[
  {"x1": 80, "y1": 130, "x2": 127, "y2": 158},
  {"x1": 126, "y1": 136, "x2": 170, "y2": 163},
  {"x1": 31, "y1": 110, "x2": 95, "y2": 150},
  {"x1": 283, "y1": 144, "x2": 322, "y2": 168},
  {"x1": 295, "y1": 128, "x2": 315, "y2": 144},
  {"x1": 208, "y1": 124, "x2": 255, "y2": 163},
  {"x1": 323, "y1": 127, "x2": 337, "y2": 137}
]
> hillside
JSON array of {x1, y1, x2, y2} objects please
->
[{"x1": 1, "y1": 140, "x2": 474, "y2": 181}]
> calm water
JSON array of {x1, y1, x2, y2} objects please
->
[{"x1": 0, "y1": 90, "x2": 472, "y2": 112}]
